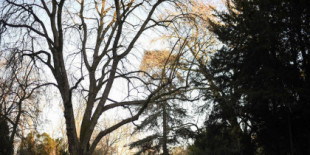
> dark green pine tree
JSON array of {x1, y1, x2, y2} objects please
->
[
  {"x1": 130, "y1": 50, "x2": 194, "y2": 155},
  {"x1": 192, "y1": 0, "x2": 310, "y2": 154},
  {"x1": 129, "y1": 98, "x2": 190, "y2": 155}
]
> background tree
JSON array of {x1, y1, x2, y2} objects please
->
[
  {"x1": 19, "y1": 132, "x2": 68, "y2": 155},
  {"x1": 19, "y1": 132, "x2": 36, "y2": 155},
  {"x1": 129, "y1": 1, "x2": 225, "y2": 154},
  {"x1": 0, "y1": 50, "x2": 42, "y2": 155},
  {"x1": 0, "y1": 0, "x2": 191, "y2": 154},
  {"x1": 130, "y1": 49, "x2": 193, "y2": 155}
]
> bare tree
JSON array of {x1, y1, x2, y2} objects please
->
[
  {"x1": 0, "y1": 51, "x2": 42, "y2": 155},
  {"x1": 0, "y1": 0, "x2": 191, "y2": 154}
]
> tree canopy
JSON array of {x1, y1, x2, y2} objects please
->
[
  {"x1": 190, "y1": 0, "x2": 310, "y2": 154},
  {"x1": 1, "y1": 0, "x2": 310, "y2": 154}
]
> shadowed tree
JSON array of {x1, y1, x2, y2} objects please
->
[
  {"x1": 191, "y1": 0, "x2": 310, "y2": 154},
  {"x1": 0, "y1": 114, "x2": 11, "y2": 155}
]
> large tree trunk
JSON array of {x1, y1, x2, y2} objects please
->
[{"x1": 53, "y1": 49, "x2": 80, "y2": 154}]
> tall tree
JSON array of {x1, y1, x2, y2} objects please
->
[
  {"x1": 165, "y1": 1, "x2": 247, "y2": 154},
  {"x1": 0, "y1": 1, "x2": 190, "y2": 154},
  {"x1": 130, "y1": 49, "x2": 191, "y2": 155},
  {"x1": 195, "y1": 0, "x2": 310, "y2": 154}
]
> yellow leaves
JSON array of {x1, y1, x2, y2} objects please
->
[
  {"x1": 128, "y1": 0, "x2": 135, "y2": 8},
  {"x1": 140, "y1": 50, "x2": 177, "y2": 73},
  {"x1": 140, "y1": 50, "x2": 185, "y2": 82}
]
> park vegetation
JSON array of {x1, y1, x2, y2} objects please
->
[{"x1": 1, "y1": 0, "x2": 309, "y2": 155}]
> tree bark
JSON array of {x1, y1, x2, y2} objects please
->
[{"x1": 162, "y1": 102, "x2": 169, "y2": 155}]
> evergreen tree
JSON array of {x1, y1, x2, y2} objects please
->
[
  {"x1": 187, "y1": 123, "x2": 241, "y2": 155},
  {"x1": 192, "y1": 0, "x2": 310, "y2": 154},
  {"x1": 129, "y1": 50, "x2": 192, "y2": 155},
  {"x1": 130, "y1": 100, "x2": 189, "y2": 155}
]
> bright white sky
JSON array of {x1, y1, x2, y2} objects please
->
[{"x1": 1, "y1": 0, "x2": 226, "y2": 151}]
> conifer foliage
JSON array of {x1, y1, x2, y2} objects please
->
[
  {"x1": 130, "y1": 50, "x2": 191, "y2": 155},
  {"x1": 191, "y1": 0, "x2": 310, "y2": 154}
]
